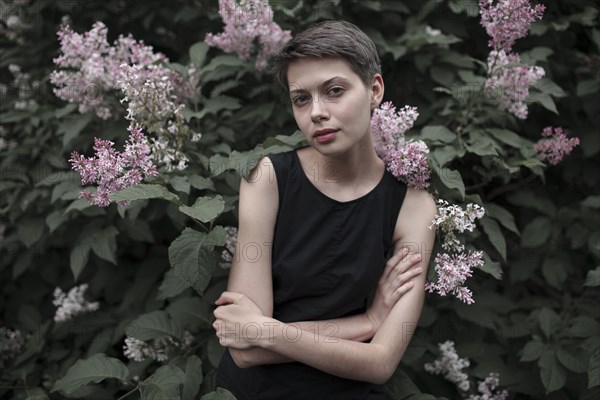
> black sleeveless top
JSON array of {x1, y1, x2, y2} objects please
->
[{"x1": 216, "y1": 146, "x2": 407, "y2": 400}]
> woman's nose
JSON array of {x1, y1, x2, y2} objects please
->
[{"x1": 310, "y1": 97, "x2": 329, "y2": 122}]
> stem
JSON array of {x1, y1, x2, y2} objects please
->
[
  {"x1": 116, "y1": 385, "x2": 139, "y2": 400},
  {"x1": 485, "y1": 173, "x2": 538, "y2": 201}
]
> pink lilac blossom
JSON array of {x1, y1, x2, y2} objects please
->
[
  {"x1": 485, "y1": 50, "x2": 545, "y2": 119},
  {"x1": 52, "y1": 284, "x2": 100, "y2": 322},
  {"x1": 69, "y1": 124, "x2": 158, "y2": 207},
  {"x1": 370, "y1": 102, "x2": 430, "y2": 188},
  {"x1": 425, "y1": 251, "x2": 484, "y2": 304},
  {"x1": 205, "y1": 0, "x2": 292, "y2": 70},
  {"x1": 50, "y1": 21, "x2": 194, "y2": 120},
  {"x1": 467, "y1": 373, "x2": 509, "y2": 400},
  {"x1": 479, "y1": 0, "x2": 545, "y2": 52},
  {"x1": 533, "y1": 126, "x2": 580, "y2": 165},
  {"x1": 424, "y1": 341, "x2": 471, "y2": 391}
]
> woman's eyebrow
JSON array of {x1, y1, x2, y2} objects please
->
[{"x1": 289, "y1": 76, "x2": 350, "y2": 95}]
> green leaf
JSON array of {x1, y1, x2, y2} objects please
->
[
  {"x1": 567, "y1": 316, "x2": 600, "y2": 338},
  {"x1": 589, "y1": 348, "x2": 600, "y2": 388},
  {"x1": 112, "y1": 184, "x2": 181, "y2": 204},
  {"x1": 530, "y1": 93, "x2": 559, "y2": 114},
  {"x1": 420, "y1": 125, "x2": 456, "y2": 144},
  {"x1": 557, "y1": 347, "x2": 588, "y2": 373},
  {"x1": 125, "y1": 311, "x2": 183, "y2": 341},
  {"x1": 139, "y1": 364, "x2": 185, "y2": 400},
  {"x1": 17, "y1": 218, "x2": 44, "y2": 248},
  {"x1": 189, "y1": 41, "x2": 209, "y2": 67},
  {"x1": 521, "y1": 339, "x2": 546, "y2": 362},
  {"x1": 200, "y1": 388, "x2": 238, "y2": 400},
  {"x1": 70, "y1": 226, "x2": 118, "y2": 280},
  {"x1": 170, "y1": 176, "x2": 191, "y2": 194},
  {"x1": 182, "y1": 355, "x2": 203, "y2": 400},
  {"x1": 484, "y1": 203, "x2": 519, "y2": 235},
  {"x1": 480, "y1": 217, "x2": 506, "y2": 261},
  {"x1": 542, "y1": 257, "x2": 567, "y2": 289},
  {"x1": 539, "y1": 350, "x2": 567, "y2": 393},
  {"x1": 168, "y1": 228, "x2": 220, "y2": 295},
  {"x1": 582, "y1": 196, "x2": 600, "y2": 209},
  {"x1": 431, "y1": 161, "x2": 465, "y2": 200},
  {"x1": 584, "y1": 267, "x2": 600, "y2": 287},
  {"x1": 189, "y1": 175, "x2": 215, "y2": 191},
  {"x1": 577, "y1": 79, "x2": 600, "y2": 97},
  {"x1": 24, "y1": 387, "x2": 49, "y2": 400},
  {"x1": 51, "y1": 354, "x2": 129, "y2": 395},
  {"x1": 178, "y1": 196, "x2": 225, "y2": 223},
  {"x1": 520, "y1": 216, "x2": 552, "y2": 247},
  {"x1": 486, "y1": 128, "x2": 523, "y2": 148},
  {"x1": 57, "y1": 114, "x2": 93, "y2": 148},
  {"x1": 538, "y1": 308, "x2": 561, "y2": 339},
  {"x1": 157, "y1": 269, "x2": 190, "y2": 300}
]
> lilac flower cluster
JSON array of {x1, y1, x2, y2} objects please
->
[
  {"x1": 424, "y1": 341, "x2": 471, "y2": 391},
  {"x1": 221, "y1": 226, "x2": 238, "y2": 263},
  {"x1": 479, "y1": 1, "x2": 546, "y2": 119},
  {"x1": 118, "y1": 63, "x2": 200, "y2": 171},
  {"x1": 50, "y1": 21, "x2": 169, "y2": 120},
  {"x1": 533, "y1": 126, "x2": 580, "y2": 165},
  {"x1": 205, "y1": 0, "x2": 292, "y2": 70},
  {"x1": 426, "y1": 200, "x2": 485, "y2": 304},
  {"x1": 0, "y1": 327, "x2": 25, "y2": 369},
  {"x1": 371, "y1": 102, "x2": 430, "y2": 189},
  {"x1": 425, "y1": 251, "x2": 484, "y2": 304},
  {"x1": 6, "y1": 64, "x2": 40, "y2": 111},
  {"x1": 467, "y1": 373, "x2": 509, "y2": 400},
  {"x1": 485, "y1": 50, "x2": 545, "y2": 119},
  {"x1": 123, "y1": 330, "x2": 194, "y2": 363},
  {"x1": 69, "y1": 124, "x2": 158, "y2": 207},
  {"x1": 479, "y1": 0, "x2": 545, "y2": 52},
  {"x1": 0, "y1": 0, "x2": 32, "y2": 44},
  {"x1": 52, "y1": 284, "x2": 100, "y2": 322}
]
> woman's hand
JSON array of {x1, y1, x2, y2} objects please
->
[
  {"x1": 213, "y1": 291, "x2": 267, "y2": 350},
  {"x1": 365, "y1": 248, "x2": 423, "y2": 334}
]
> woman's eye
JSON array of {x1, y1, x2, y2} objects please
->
[
  {"x1": 327, "y1": 86, "x2": 344, "y2": 96},
  {"x1": 293, "y1": 95, "x2": 309, "y2": 106}
]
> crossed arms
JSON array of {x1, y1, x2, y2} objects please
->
[{"x1": 213, "y1": 157, "x2": 437, "y2": 384}]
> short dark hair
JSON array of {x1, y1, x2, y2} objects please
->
[{"x1": 269, "y1": 20, "x2": 382, "y2": 90}]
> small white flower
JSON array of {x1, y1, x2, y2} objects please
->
[
  {"x1": 52, "y1": 284, "x2": 99, "y2": 322},
  {"x1": 425, "y1": 26, "x2": 441, "y2": 36}
]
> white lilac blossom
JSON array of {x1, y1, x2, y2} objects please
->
[
  {"x1": 429, "y1": 199, "x2": 485, "y2": 252},
  {"x1": 221, "y1": 226, "x2": 238, "y2": 263},
  {"x1": 467, "y1": 373, "x2": 509, "y2": 400},
  {"x1": 117, "y1": 63, "x2": 199, "y2": 171},
  {"x1": 52, "y1": 284, "x2": 100, "y2": 322},
  {"x1": 424, "y1": 340, "x2": 471, "y2": 391},
  {"x1": 123, "y1": 330, "x2": 194, "y2": 363},
  {"x1": 7, "y1": 64, "x2": 40, "y2": 111},
  {"x1": 0, "y1": 327, "x2": 26, "y2": 368},
  {"x1": 205, "y1": 0, "x2": 292, "y2": 70}
]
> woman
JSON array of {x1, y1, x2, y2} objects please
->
[{"x1": 213, "y1": 20, "x2": 437, "y2": 399}]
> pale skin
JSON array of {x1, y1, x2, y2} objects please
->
[{"x1": 213, "y1": 56, "x2": 438, "y2": 384}]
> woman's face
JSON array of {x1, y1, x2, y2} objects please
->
[{"x1": 287, "y1": 57, "x2": 383, "y2": 156}]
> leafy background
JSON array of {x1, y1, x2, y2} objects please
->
[{"x1": 0, "y1": 0, "x2": 598, "y2": 399}]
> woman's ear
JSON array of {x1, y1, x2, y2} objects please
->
[{"x1": 370, "y1": 74, "x2": 384, "y2": 110}]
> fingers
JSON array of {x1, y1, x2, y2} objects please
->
[
  {"x1": 382, "y1": 247, "x2": 409, "y2": 281},
  {"x1": 215, "y1": 291, "x2": 245, "y2": 305}
]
